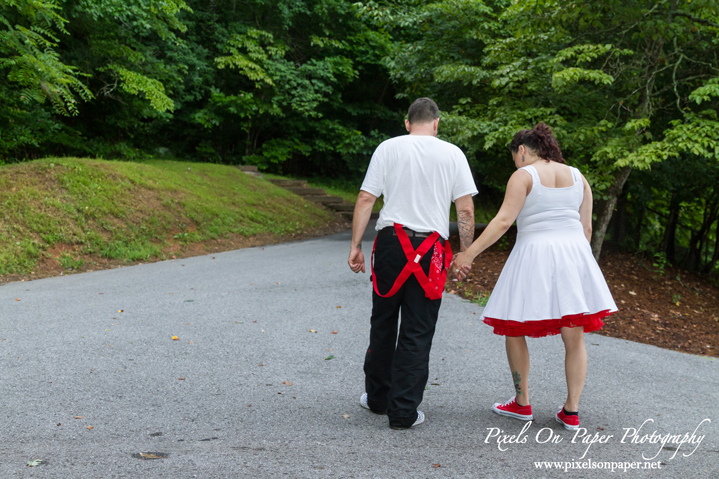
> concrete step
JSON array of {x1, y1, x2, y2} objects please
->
[
  {"x1": 340, "y1": 211, "x2": 379, "y2": 221},
  {"x1": 243, "y1": 171, "x2": 263, "y2": 178},
  {"x1": 238, "y1": 165, "x2": 258, "y2": 172},
  {"x1": 287, "y1": 187, "x2": 326, "y2": 196},
  {"x1": 269, "y1": 179, "x2": 308, "y2": 188},
  {"x1": 303, "y1": 196, "x2": 344, "y2": 204},
  {"x1": 328, "y1": 203, "x2": 354, "y2": 212}
]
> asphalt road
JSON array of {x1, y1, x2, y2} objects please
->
[{"x1": 1, "y1": 223, "x2": 717, "y2": 478}]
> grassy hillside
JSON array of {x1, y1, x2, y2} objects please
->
[{"x1": 0, "y1": 158, "x2": 339, "y2": 276}]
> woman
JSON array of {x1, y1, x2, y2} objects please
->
[{"x1": 452, "y1": 123, "x2": 617, "y2": 430}]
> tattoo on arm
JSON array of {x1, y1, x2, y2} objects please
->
[
  {"x1": 457, "y1": 211, "x2": 474, "y2": 252},
  {"x1": 512, "y1": 371, "x2": 522, "y2": 396}
]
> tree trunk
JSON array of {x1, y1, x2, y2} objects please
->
[
  {"x1": 591, "y1": 166, "x2": 632, "y2": 261},
  {"x1": 633, "y1": 205, "x2": 645, "y2": 250},
  {"x1": 612, "y1": 190, "x2": 629, "y2": 247},
  {"x1": 688, "y1": 193, "x2": 719, "y2": 270},
  {"x1": 660, "y1": 191, "x2": 680, "y2": 263},
  {"x1": 701, "y1": 218, "x2": 719, "y2": 275}
]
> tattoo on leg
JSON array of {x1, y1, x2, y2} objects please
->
[{"x1": 512, "y1": 371, "x2": 522, "y2": 396}]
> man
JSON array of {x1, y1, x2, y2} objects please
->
[{"x1": 348, "y1": 97, "x2": 477, "y2": 429}]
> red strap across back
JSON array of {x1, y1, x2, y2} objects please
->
[{"x1": 371, "y1": 223, "x2": 452, "y2": 301}]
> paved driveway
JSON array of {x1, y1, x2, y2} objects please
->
[{"x1": 1, "y1": 224, "x2": 717, "y2": 478}]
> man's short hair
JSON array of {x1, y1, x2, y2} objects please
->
[{"x1": 407, "y1": 98, "x2": 439, "y2": 124}]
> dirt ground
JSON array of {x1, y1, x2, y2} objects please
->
[{"x1": 448, "y1": 231, "x2": 719, "y2": 358}]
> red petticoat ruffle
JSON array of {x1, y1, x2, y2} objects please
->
[{"x1": 483, "y1": 310, "x2": 614, "y2": 338}]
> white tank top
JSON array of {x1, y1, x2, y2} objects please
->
[{"x1": 516, "y1": 165, "x2": 584, "y2": 233}]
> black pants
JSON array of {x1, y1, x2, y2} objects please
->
[{"x1": 364, "y1": 234, "x2": 443, "y2": 428}]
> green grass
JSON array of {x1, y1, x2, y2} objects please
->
[
  {"x1": 469, "y1": 290, "x2": 491, "y2": 307},
  {"x1": 0, "y1": 158, "x2": 335, "y2": 275}
]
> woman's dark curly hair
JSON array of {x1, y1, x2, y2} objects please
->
[{"x1": 509, "y1": 122, "x2": 565, "y2": 163}]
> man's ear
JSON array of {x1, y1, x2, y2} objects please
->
[
  {"x1": 405, "y1": 119, "x2": 411, "y2": 132},
  {"x1": 434, "y1": 118, "x2": 439, "y2": 131}
]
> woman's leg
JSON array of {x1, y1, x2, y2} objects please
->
[
  {"x1": 560, "y1": 326, "x2": 587, "y2": 412},
  {"x1": 505, "y1": 336, "x2": 530, "y2": 406}
]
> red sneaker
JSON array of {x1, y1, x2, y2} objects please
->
[
  {"x1": 556, "y1": 407, "x2": 580, "y2": 430},
  {"x1": 491, "y1": 396, "x2": 533, "y2": 421}
]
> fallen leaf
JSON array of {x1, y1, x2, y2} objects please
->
[
  {"x1": 275, "y1": 282, "x2": 281, "y2": 285},
  {"x1": 431, "y1": 463, "x2": 441, "y2": 468},
  {"x1": 259, "y1": 363, "x2": 264, "y2": 367},
  {"x1": 178, "y1": 378, "x2": 185, "y2": 380},
  {"x1": 325, "y1": 355, "x2": 334, "y2": 360},
  {"x1": 336, "y1": 306, "x2": 341, "y2": 308},
  {"x1": 309, "y1": 329, "x2": 317, "y2": 333},
  {"x1": 15, "y1": 298, "x2": 20, "y2": 301},
  {"x1": 57, "y1": 423, "x2": 61, "y2": 426},
  {"x1": 73, "y1": 416, "x2": 83, "y2": 419},
  {"x1": 118, "y1": 310, "x2": 124, "y2": 313},
  {"x1": 188, "y1": 340, "x2": 194, "y2": 344},
  {"x1": 598, "y1": 427, "x2": 604, "y2": 431},
  {"x1": 331, "y1": 331, "x2": 338, "y2": 334},
  {"x1": 138, "y1": 453, "x2": 166, "y2": 459},
  {"x1": 172, "y1": 336, "x2": 179, "y2": 340},
  {"x1": 342, "y1": 414, "x2": 349, "y2": 419},
  {"x1": 87, "y1": 426, "x2": 94, "y2": 430},
  {"x1": 247, "y1": 405, "x2": 251, "y2": 407},
  {"x1": 282, "y1": 381, "x2": 294, "y2": 386},
  {"x1": 26, "y1": 459, "x2": 43, "y2": 467},
  {"x1": 628, "y1": 291, "x2": 637, "y2": 296}
]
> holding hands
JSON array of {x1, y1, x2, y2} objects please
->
[{"x1": 450, "y1": 251, "x2": 474, "y2": 281}]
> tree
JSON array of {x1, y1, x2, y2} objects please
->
[
  {"x1": 0, "y1": 0, "x2": 92, "y2": 158},
  {"x1": 365, "y1": 0, "x2": 719, "y2": 260}
]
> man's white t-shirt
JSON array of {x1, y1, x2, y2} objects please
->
[{"x1": 360, "y1": 135, "x2": 478, "y2": 239}]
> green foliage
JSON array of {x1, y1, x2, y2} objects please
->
[
  {"x1": 653, "y1": 252, "x2": 667, "y2": 276},
  {"x1": 2, "y1": 0, "x2": 719, "y2": 276},
  {"x1": 366, "y1": 0, "x2": 719, "y2": 266},
  {"x1": 0, "y1": 0, "x2": 93, "y2": 157},
  {"x1": 103, "y1": 65, "x2": 175, "y2": 112}
]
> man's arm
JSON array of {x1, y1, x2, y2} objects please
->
[
  {"x1": 348, "y1": 190, "x2": 377, "y2": 273},
  {"x1": 454, "y1": 194, "x2": 475, "y2": 252}
]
